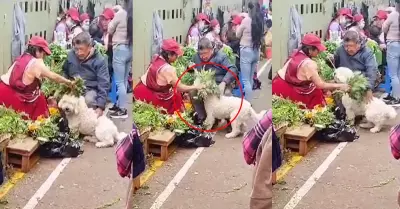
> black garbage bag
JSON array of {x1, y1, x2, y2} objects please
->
[
  {"x1": 39, "y1": 116, "x2": 83, "y2": 158},
  {"x1": 40, "y1": 139, "x2": 82, "y2": 158},
  {"x1": 175, "y1": 128, "x2": 215, "y2": 148},
  {"x1": 315, "y1": 120, "x2": 359, "y2": 142}
]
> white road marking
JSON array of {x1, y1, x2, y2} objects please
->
[
  {"x1": 23, "y1": 158, "x2": 72, "y2": 209},
  {"x1": 257, "y1": 59, "x2": 271, "y2": 79},
  {"x1": 150, "y1": 147, "x2": 205, "y2": 209},
  {"x1": 283, "y1": 142, "x2": 348, "y2": 209}
]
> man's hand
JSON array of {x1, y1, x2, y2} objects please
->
[
  {"x1": 365, "y1": 90, "x2": 374, "y2": 103},
  {"x1": 219, "y1": 82, "x2": 227, "y2": 96},
  {"x1": 95, "y1": 108, "x2": 103, "y2": 118}
]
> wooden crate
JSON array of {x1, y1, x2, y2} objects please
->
[
  {"x1": 6, "y1": 136, "x2": 40, "y2": 173},
  {"x1": 284, "y1": 125, "x2": 317, "y2": 156},
  {"x1": 275, "y1": 126, "x2": 287, "y2": 150},
  {"x1": 139, "y1": 127, "x2": 151, "y2": 155},
  {"x1": 147, "y1": 130, "x2": 176, "y2": 161}
]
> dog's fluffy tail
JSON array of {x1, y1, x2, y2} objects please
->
[
  {"x1": 250, "y1": 109, "x2": 267, "y2": 122},
  {"x1": 114, "y1": 132, "x2": 128, "y2": 144}
]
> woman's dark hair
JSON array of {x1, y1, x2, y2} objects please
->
[
  {"x1": 25, "y1": 45, "x2": 44, "y2": 57},
  {"x1": 300, "y1": 45, "x2": 318, "y2": 57},
  {"x1": 125, "y1": 0, "x2": 133, "y2": 45},
  {"x1": 160, "y1": 50, "x2": 177, "y2": 62},
  {"x1": 248, "y1": 2, "x2": 263, "y2": 49}
]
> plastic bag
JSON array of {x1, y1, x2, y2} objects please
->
[
  {"x1": 315, "y1": 120, "x2": 359, "y2": 142},
  {"x1": 175, "y1": 128, "x2": 215, "y2": 148},
  {"x1": 40, "y1": 137, "x2": 82, "y2": 158},
  {"x1": 39, "y1": 116, "x2": 83, "y2": 158}
]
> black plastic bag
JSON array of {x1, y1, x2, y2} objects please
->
[
  {"x1": 175, "y1": 128, "x2": 215, "y2": 148},
  {"x1": 40, "y1": 138, "x2": 83, "y2": 158},
  {"x1": 315, "y1": 120, "x2": 359, "y2": 142},
  {"x1": 39, "y1": 116, "x2": 83, "y2": 158}
]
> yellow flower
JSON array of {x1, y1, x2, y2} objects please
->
[
  {"x1": 325, "y1": 97, "x2": 334, "y2": 106},
  {"x1": 28, "y1": 123, "x2": 38, "y2": 132},
  {"x1": 167, "y1": 116, "x2": 175, "y2": 124},
  {"x1": 314, "y1": 105, "x2": 323, "y2": 112},
  {"x1": 184, "y1": 102, "x2": 193, "y2": 110},
  {"x1": 49, "y1": 107, "x2": 59, "y2": 116},
  {"x1": 37, "y1": 115, "x2": 46, "y2": 123},
  {"x1": 305, "y1": 112, "x2": 313, "y2": 119}
]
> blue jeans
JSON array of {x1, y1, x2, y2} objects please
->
[
  {"x1": 387, "y1": 41, "x2": 400, "y2": 98},
  {"x1": 240, "y1": 46, "x2": 259, "y2": 101},
  {"x1": 113, "y1": 44, "x2": 132, "y2": 109}
]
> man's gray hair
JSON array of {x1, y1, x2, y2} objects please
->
[
  {"x1": 72, "y1": 32, "x2": 92, "y2": 46},
  {"x1": 198, "y1": 37, "x2": 214, "y2": 51},
  {"x1": 343, "y1": 30, "x2": 362, "y2": 44}
]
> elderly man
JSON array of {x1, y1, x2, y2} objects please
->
[
  {"x1": 334, "y1": 30, "x2": 378, "y2": 102},
  {"x1": 190, "y1": 38, "x2": 239, "y2": 122},
  {"x1": 63, "y1": 32, "x2": 110, "y2": 117}
]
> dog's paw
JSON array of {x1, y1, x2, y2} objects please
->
[
  {"x1": 95, "y1": 141, "x2": 114, "y2": 148},
  {"x1": 359, "y1": 122, "x2": 374, "y2": 129},
  {"x1": 225, "y1": 132, "x2": 239, "y2": 139},
  {"x1": 370, "y1": 127, "x2": 381, "y2": 133},
  {"x1": 84, "y1": 136, "x2": 97, "y2": 143}
]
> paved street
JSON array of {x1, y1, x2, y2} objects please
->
[
  {"x1": 273, "y1": 111, "x2": 400, "y2": 209},
  {"x1": 1, "y1": 62, "x2": 270, "y2": 209}
]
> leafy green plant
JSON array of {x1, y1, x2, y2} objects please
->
[
  {"x1": 132, "y1": 101, "x2": 167, "y2": 131},
  {"x1": 348, "y1": 72, "x2": 369, "y2": 102},
  {"x1": 272, "y1": 96, "x2": 305, "y2": 128},
  {"x1": 194, "y1": 70, "x2": 220, "y2": 99}
]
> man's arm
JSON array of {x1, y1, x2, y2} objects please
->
[
  {"x1": 95, "y1": 58, "x2": 110, "y2": 110},
  {"x1": 62, "y1": 58, "x2": 71, "y2": 79},
  {"x1": 363, "y1": 49, "x2": 378, "y2": 89},
  {"x1": 333, "y1": 48, "x2": 340, "y2": 68},
  {"x1": 220, "y1": 53, "x2": 238, "y2": 85}
]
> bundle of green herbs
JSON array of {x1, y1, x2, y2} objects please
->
[
  {"x1": 193, "y1": 69, "x2": 220, "y2": 99},
  {"x1": 132, "y1": 101, "x2": 167, "y2": 131},
  {"x1": 347, "y1": 72, "x2": 369, "y2": 102},
  {"x1": 221, "y1": 45, "x2": 237, "y2": 64},
  {"x1": 0, "y1": 106, "x2": 28, "y2": 137},
  {"x1": 44, "y1": 43, "x2": 68, "y2": 66},
  {"x1": 315, "y1": 58, "x2": 335, "y2": 81},
  {"x1": 272, "y1": 96, "x2": 305, "y2": 128}
]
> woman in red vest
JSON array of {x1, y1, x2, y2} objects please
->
[
  {"x1": 0, "y1": 36, "x2": 73, "y2": 120},
  {"x1": 133, "y1": 39, "x2": 204, "y2": 114},
  {"x1": 272, "y1": 34, "x2": 348, "y2": 109}
]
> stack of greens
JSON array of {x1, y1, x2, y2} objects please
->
[
  {"x1": 272, "y1": 96, "x2": 305, "y2": 128},
  {"x1": 304, "y1": 106, "x2": 335, "y2": 129},
  {"x1": 315, "y1": 58, "x2": 335, "y2": 81},
  {"x1": 324, "y1": 41, "x2": 339, "y2": 55},
  {"x1": 221, "y1": 45, "x2": 237, "y2": 64},
  {"x1": 347, "y1": 72, "x2": 369, "y2": 102},
  {"x1": 174, "y1": 62, "x2": 195, "y2": 85},
  {"x1": 132, "y1": 101, "x2": 167, "y2": 131},
  {"x1": 166, "y1": 111, "x2": 194, "y2": 133},
  {"x1": 0, "y1": 106, "x2": 28, "y2": 137},
  {"x1": 194, "y1": 70, "x2": 220, "y2": 99},
  {"x1": 95, "y1": 43, "x2": 107, "y2": 57},
  {"x1": 44, "y1": 44, "x2": 68, "y2": 66}
]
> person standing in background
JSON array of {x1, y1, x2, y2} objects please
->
[
  {"x1": 382, "y1": 0, "x2": 400, "y2": 105},
  {"x1": 204, "y1": 19, "x2": 223, "y2": 50},
  {"x1": 107, "y1": 0, "x2": 132, "y2": 119},
  {"x1": 65, "y1": 8, "x2": 83, "y2": 41},
  {"x1": 186, "y1": 13, "x2": 210, "y2": 48},
  {"x1": 236, "y1": 2, "x2": 264, "y2": 102},
  {"x1": 80, "y1": 13, "x2": 91, "y2": 33}
]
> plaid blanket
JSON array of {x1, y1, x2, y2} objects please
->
[
  {"x1": 243, "y1": 109, "x2": 272, "y2": 165},
  {"x1": 390, "y1": 124, "x2": 400, "y2": 160},
  {"x1": 116, "y1": 123, "x2": 146, "y2": 178}
]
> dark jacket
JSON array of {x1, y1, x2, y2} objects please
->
[
  {"x1": 334, "y1": 42, "x2": 378, "y2": 89},
  {"x1": 89, "y1": 17, "x2": 104, "y2": 45},
  {"x1": 63, "y1": 49, "x2": 110, "y2": 109},
  {"x1": 192, "y1": 50, "x2": 238, "y2": 85}
]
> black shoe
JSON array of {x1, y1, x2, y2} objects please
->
[
  {"x1": 383, "y1": 94, "x2": 395, "y2": 102},
  {"x1": 109, "y1": 105, "x2": 120, "y2": 113},
  {"x1": 110, "y1": 108, "x2": 128, "y2": 119},
  {"x1": 385, "y1": 98, "x2": 400, "y2": 106}
]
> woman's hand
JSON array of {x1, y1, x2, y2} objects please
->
[
  {"x1": 339, "y1": 83, "x2": 350, "y2": 92},
  {"x1": 194, "y1": 83, "x2": 205, "y2": 90}
]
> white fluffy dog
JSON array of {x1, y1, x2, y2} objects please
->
[
  {"x1": 203, "y1": 94, "x2": 266, "y2": 139},
  {"x1": 58, "y1": 95, "x2": 126, "y2": 148},
  {"x1": 335, "y1": 67, "x2": 397, "y2": 133}
]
